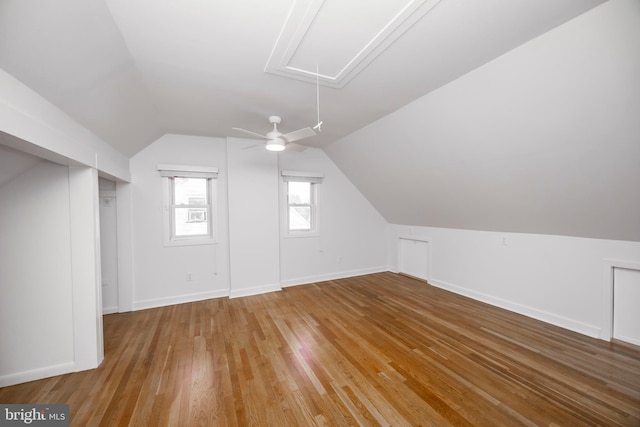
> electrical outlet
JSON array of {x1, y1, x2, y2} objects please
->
[
  {"x1": 186, "y1": 273, "x2": 193, "y2": 281},
  {"x1": 338, "y1": 256, "x2": 342, "y2": 264}
]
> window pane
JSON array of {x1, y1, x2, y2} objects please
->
[
  {"x1": 288, "y1": 182, "x2": 311, "y2": 204},
  {"x1": 289, "y1": 206, "x2": 311, "y2": 230},
  {"x1": 175, "y1": 207, "x2": 209, "y2": 236},
  {"x1": 174, "y1": 178, "x2": 208, "y2": 205}
]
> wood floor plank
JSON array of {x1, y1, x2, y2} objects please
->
[{"x1": 1, "y1": 272, "x2": 639, "y2": 426}]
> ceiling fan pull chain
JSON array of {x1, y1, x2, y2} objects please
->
[{"x1": 314, "y1": 64, "x2": 323, "y2": 132}]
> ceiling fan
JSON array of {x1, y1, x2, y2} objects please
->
[{"x1": 232, "y1": 116, "x2": 316, "y2": 151}]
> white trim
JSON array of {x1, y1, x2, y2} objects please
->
[
  {"x1": 617, "y1": 334, "x2": 640, "y2": 347},
  {"x1": 0, "y1": 362, "x2": 75, "y2": 388},
  {"x1": 601, "y1": 259, "x2": 640, "y2": 341},
  {"x1": 397, "y1": 235, "x2": 430, "y2": 242},
  {"x1": 102, "y1": 306, "x2": 119, "y2": 315},
  {"x1": 133, "y1": 289, "x2": 229, "y2": 311},
  {"x1": 157, "y1": 164, "x2": 219, "y2": 178},
  {"x1": 229, "y1": 283, "x2": 282, "y2": 299},
  {"x1": 281, "y1": 170, "x2": 324, "y2": 183},
  {"x1": 264, "y1": 0, "x2": 442, "y2": 88},
  {"x1": 281, "y1": 266, "x2": 390, "y2": 288},
  {"x1": 163, "y1": 235, "x2": 216, "y2": 247},
  {"x1": 429, "y1": 277, "x2": 601, "y2": 338},
  {"x1": 68, "y1": 167, "x2": 103, "y2": 372},
  {"x1": 281, "y1": 170, "x2": 324, "y2": 178}
]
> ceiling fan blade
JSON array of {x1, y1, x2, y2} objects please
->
[
  {"x1": 285, "y1": 142, "x2": 308, "y2": 152},
  {"x1": 241, "y1": 143, "x2": 264, "y2": 150},
  {"x1": 282, "y1": 127, "x2": 316, "y2": 143},
  {"x1": 232, "y1": 127, "x2": 268, "y2": 140}
]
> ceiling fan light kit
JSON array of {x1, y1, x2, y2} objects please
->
[{"x1": 265, "y1": 138, "x2": 285, "y2": 151}]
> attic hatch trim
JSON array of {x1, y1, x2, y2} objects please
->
[{"x1": 264, "y1": 0, "x2": 442, "y2": 88}]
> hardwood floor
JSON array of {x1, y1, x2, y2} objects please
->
[{"x1": 2, "y1": 272, "x2": 639, "y2": 426}]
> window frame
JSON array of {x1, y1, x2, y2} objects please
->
[
  {"x1": 158, "y1": 164, "x2": 218, "y2": 247},
  {"x1": 281, "y1": 170, "x2": 323, "y2": 238}
]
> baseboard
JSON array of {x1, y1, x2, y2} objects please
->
[
  {"x1": 429, "y1": 278, "x2": 601, "y2": 339},
  {"x1": 133, "y1": 289, "x2": 229, "y2": 311},
  {"x1": 229, "y1": 283, "x2": 282, "y2": 299},
  {"x1": 281, "y1": 266, "x2": 390, "y2": 288},
  {"x1": 0, "y1": 361, "x2": 75, "y2": 387},
  {"x1": 102, "y1": 306, "x2": 118, "y2": 315},
  {"x1": 615, "y1": 334, "x2": 640, "y2": 347}
]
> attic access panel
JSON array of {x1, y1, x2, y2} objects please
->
[{"x1": 265, "y1": 0, "x2": 441, "y2": 88}]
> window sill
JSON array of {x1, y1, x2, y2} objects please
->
[
  {"x1": 283, "y1": 231, "x2": 320, "y2": 239},
  {"x1": 164, "y1": 237, "x2": 217, "y2": 247}
]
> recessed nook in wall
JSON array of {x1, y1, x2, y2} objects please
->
[
  {"x1": 397, "y1": 236, "x2": 431, "y2": 282},
  {"x1": 601, "y1": 259, "x2": 640, "y2": 343}
]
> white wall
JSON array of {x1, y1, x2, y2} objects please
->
[
  {"x1": 321, "y1": 0, "x2": 640, "y2": 344},
  {"x1": 279, "y1": 148, "x2": 388, "y2": 286},
  {"x1": 388, "y1": 224, "x2": 640, "y2": 339},
  {"x1": 130, "y1": 134, "x2": 230, "y2": 309},
  {"x1": 116, "y1": 181, "x2": 134, "y2": 312},
  {"x1": 0, "y1": 160, "x2": 104, "y2": 386},
  {"x1": 99, "y1": 178, "x2": 119, "y2": 314},
  {"x1": 0, "y1": 67, "x2": 128, "y2": 386},
  {"x1": 0, "y1": 162, "x2": 75, "y2": 385},
  {"x1": 227, "y1": 138, "x2": 281, "y2": 297},
  {"x1": 226, "y1": 140, "x2": 389, "y2": 296},
  {"x1": 130, "y1": 135, "x2": 389, "y2": 306}
]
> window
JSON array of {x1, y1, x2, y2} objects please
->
[
  {"x1": 171, "y1": 177, "x2": 210, "y2": 236},
  {"x1": 281, "y1": 170, "x2": 323, "y2": 237},
  {"x1": 288, "y1": 181, "x2": 314, "y2": 231},
  {"x1": 158, "y1": 164, "x2": 218, "y2": 246}
]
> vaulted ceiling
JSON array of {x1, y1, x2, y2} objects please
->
[
  {"x1": 0, "y1": 0, "x2": 604, "y2": 156},
  {"x1": 2, "y1": 0, "x2": 638, "y2": 242}
]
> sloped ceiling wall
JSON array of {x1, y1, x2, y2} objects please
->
[
  {"x1": 325, "y1": 0, "x2": 640, "y2": 242},
  {"x1": 0, "y1": 0, "x2": 163, "y2": 155},
  {"x1": 0, "y1": 143, "x2": 42, "y2": 188},
  {"x1": 0, "y1": 0, "x2": 605, "y2": 157}
]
